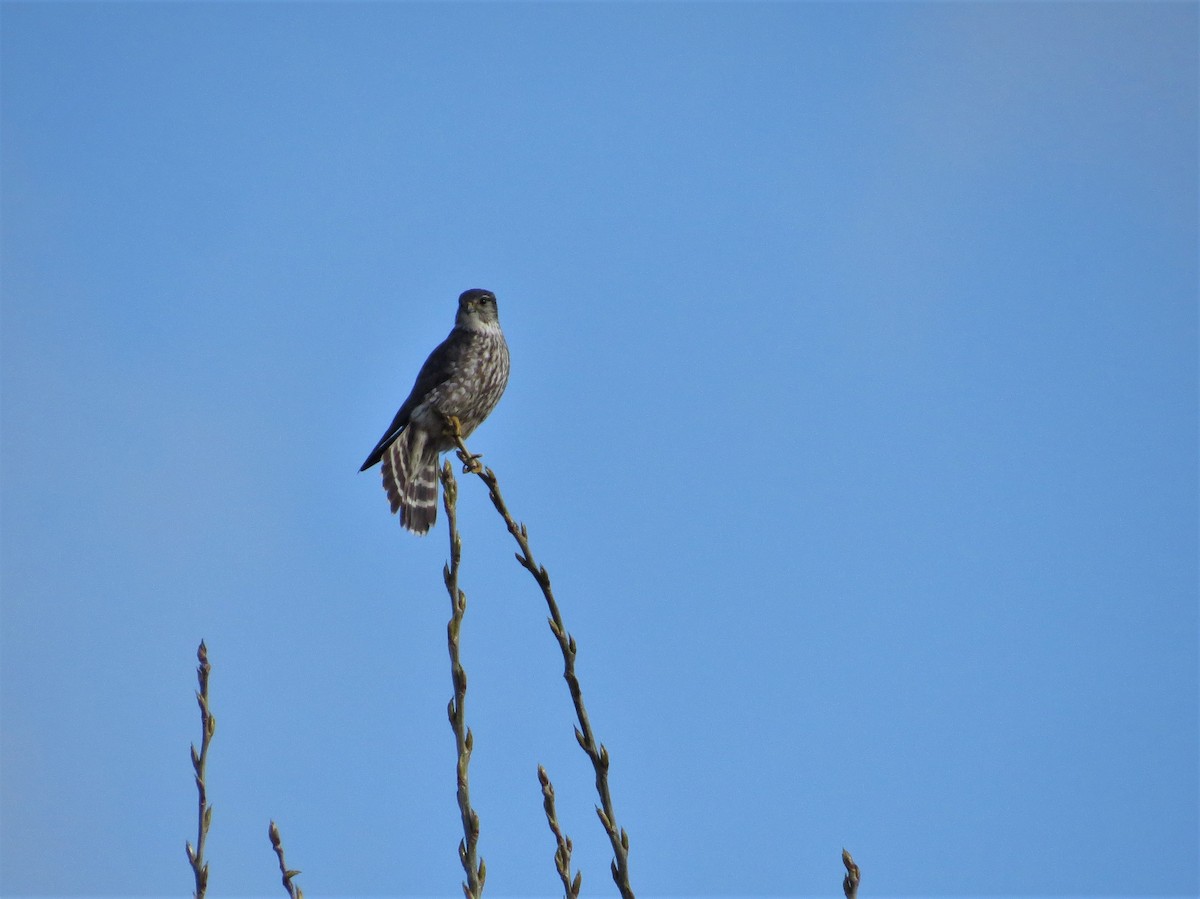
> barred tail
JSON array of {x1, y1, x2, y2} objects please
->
[{"x1": 381, "y1": 429, "x2": 439, "y2": 535}]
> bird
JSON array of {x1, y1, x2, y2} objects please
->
[{"x1": 360, "y1": 289, "x2": 510, "y2": 534}]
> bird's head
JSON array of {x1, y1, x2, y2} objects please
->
[{"x1": 456, "y1": 289, "x2": 501, "y2": 330}]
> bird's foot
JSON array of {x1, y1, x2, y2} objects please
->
[
  {"x1": 458, "y1": 451, "x2": 484, "y2": 474},
  {"x1": 441, "y1": 413, "x2": 484, "y2": 473}
]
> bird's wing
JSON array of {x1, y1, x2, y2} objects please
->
[{"x1": 358, "y1": 331, "x2": 466, "y2": 471}]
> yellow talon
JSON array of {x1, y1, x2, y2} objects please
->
[{"x1": 440, "y1": 414, "x2": 484, "y2": 473}]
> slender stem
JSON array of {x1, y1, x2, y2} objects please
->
[
  {"x1": 185, "y1": 641, "x2": 214, "y2": 899},
  {"x1": 538, "y1": 765, "x2": 582, "y2": 899},
  {"x1": 842, "y1": 848, "x2": 861, "y2": 899},
  {"x1": 440, "y1": 461, "x2": 486, "y2": 898},
  {"x1": 268, "y1": 821, "x2": 305, "y2": 899},
  {"x1": 448, "y1": 431, "x2": 635, "y2": 899}
]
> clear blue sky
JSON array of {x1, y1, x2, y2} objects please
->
[{"x1": 2, "y1": 3, "x2": 1196, "y2": 897}]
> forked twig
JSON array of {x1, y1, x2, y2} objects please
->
[
  {"x1": 441, "y1": 462, "x2": 486, "y2": 898},
  {"x1": 268, "y1": 821, "x2": 305, "y2": 899},
  {"x1": 185, "y1": 641, "x2": 214, "y2": 899},
  {"x1": 446, "y1": 422, "x2": 634, "y2": 899}
]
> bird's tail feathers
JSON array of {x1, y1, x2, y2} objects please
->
[{"x1": 382, "y1": 428, "x2": 439, "y2": 534}]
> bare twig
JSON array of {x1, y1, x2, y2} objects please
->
[
  {"x1": 268, "y1": 821, "x2": 305, "y2": 899},
  {"x1": 842, "y1": 848, "x2": 860, "y2": 899},
  {"x1": 446, "y1": 423, "x2": 634, "y2": 899},
  {"x1": 185, "y1": 641, "x2": 214, "y2": 899},
  {"x1": 441, "y1": 461, "x2": 486, "y2": 899},
  {"x1": 538, "y1": 765, "x2": 582, "y2": 899}
]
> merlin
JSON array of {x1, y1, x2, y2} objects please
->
[{"x1": 360, "y1": 289, "x2": 510, "y2": 534}]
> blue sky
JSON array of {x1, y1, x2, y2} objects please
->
[{"x1": 1, "y1": 3, "x2": 1196, "y2": 897}]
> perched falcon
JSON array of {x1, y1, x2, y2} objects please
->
[{"x1": 360, "y1": 289, "x2": 510, "y2": 534}]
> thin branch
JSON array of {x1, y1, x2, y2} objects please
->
[
  {"x1": 268, "y1": 821, "x2": 305, "y2": 899},
  {"x1": 447, "y1": 423, "x2": 634, "y2": 899},
  {"x1": 441, "y1": 461, "x2": 486, "y2": 899},
  {"x1": 538, "y1": 765, "x2": 582, "y2": 899},
  {"x1": 842, "y1": 848, "x2": 860, "y2": 899},
  {"x1": 185, "y1": 641, "x2": 214, "y2": 899}
]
